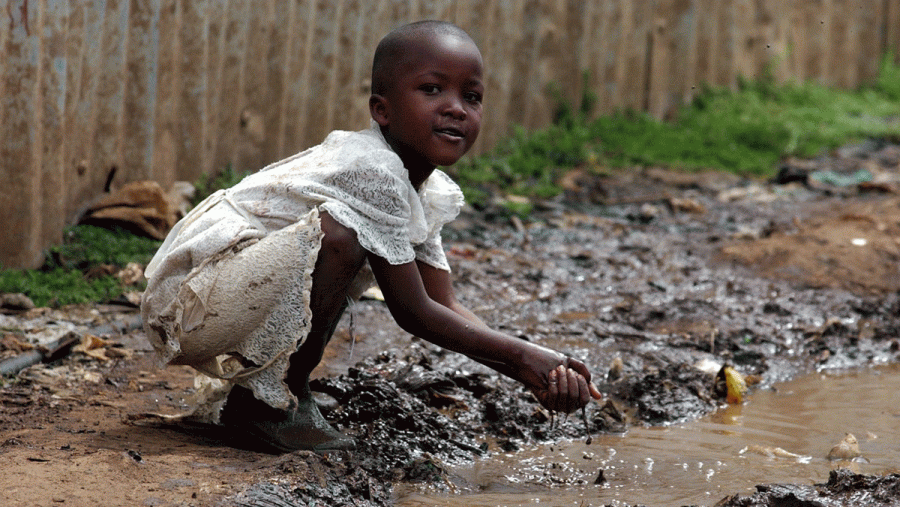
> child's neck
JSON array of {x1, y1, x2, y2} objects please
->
[
  {"x1": 379, "y1": 125, "x2": 435, "y2": 190},
  {"x1": 408, "y1": 167, "x2": 435, "y2": 190}
]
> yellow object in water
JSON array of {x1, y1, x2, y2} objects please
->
[{"x1": 722, "y1": 366, "x2": 748, "y2": 404}]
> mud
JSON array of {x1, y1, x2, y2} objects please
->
[
  {"x1": 2, "y1": 141, "x2": 900, "y2": 506},
  {"x1": 715, "y1": 469, "x2": 900, "y2": 507}
]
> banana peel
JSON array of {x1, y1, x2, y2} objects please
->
[{"x1": 715, "y1": 365, "x2": 748, "y2": 404}]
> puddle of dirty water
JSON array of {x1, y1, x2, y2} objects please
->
[{"x1": 395, "y1": 364, "x2": 900, "y2": 507}]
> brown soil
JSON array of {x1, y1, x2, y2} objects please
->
[{"x1": 2, "y1": 142, "x2": 900, "y2": 507}]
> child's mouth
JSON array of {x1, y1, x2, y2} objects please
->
[{"x1": 434, "y1": 127, "x2": 464, "y2": 140}]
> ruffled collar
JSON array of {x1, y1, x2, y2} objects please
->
[{"x1": 368, "y1": 120, "x2": 464, "y2": 243}]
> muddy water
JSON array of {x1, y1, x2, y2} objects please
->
[{"x1": 395, "y1": 364, "x2": 900, "y2": 507}]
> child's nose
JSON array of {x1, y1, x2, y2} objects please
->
[{"x1": 442, "y1": 95, "x2": 467, "y2": 119}]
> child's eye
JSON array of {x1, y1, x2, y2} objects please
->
[
  {"x1": 464, "y1": 92, "x2": 482, "y2": 104},
  {"x1": 420, "y1": 84, "x2": 440, "y2": 94}
]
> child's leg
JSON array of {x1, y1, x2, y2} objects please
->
[
  {"x1": 286, "y1": 211, "x2": 367, "y2": 396},
  {"x1": 222, "y1": 211, "x2": 366, "y2": 453}
]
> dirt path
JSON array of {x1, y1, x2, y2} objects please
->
[{"x1": 2, "y1": 142, "x2": 900, "y2": 507}]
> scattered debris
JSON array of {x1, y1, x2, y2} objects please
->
[{"x1": 828, "y1": 433, "x2": 862, "y2": 461}]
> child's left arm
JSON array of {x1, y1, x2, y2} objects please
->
[
  {"x1": 418, "y1": 261, "x2": 603, "y2": 411},
  {"x1": 369, "y1": 255, "x2": 602, "y2": 413},
  {"x1": 417, "y1": 261, "x2": 486, "y2": 326}
]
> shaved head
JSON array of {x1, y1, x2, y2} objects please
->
[{"x1": 371, "y1": 20, "x2": 478, "y2": 96}]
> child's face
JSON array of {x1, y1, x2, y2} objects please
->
[{"x1": 372, "y1": 31, "x2": 484, "y2": 177}]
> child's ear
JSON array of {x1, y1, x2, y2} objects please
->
[{"x1": 369, "y1": 94, "x2": 389, "y2": 127}]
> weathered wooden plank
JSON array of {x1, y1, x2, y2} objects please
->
[
  {"x1": 0, "y1": 0, "x2": 43, "y2": 267},
  {"x1": 210, "y1": 0, "x2": 247, "y2": 175},
  {"x1": 648, "y1": 0, "x2": 674, "y2": 119},
  {"x1": 262, "y1": 0, "x2": 289, "y2": 161},
  {"x1": 856, "y1": 0, "x2": 881, "y2": 83},
  {"x1": 151, "y1": 0, "x2": 178, "y2": 186},
  {"x1": 888, "y1": 0, "x2": 900, "y2": 61},
  {"x1": 300, "y1": 0, "x2": 337, "y2": 147},
  {"x1": 202, "y1": 0, "x2": 227, "y2": 174},
  {"x1": 649, "y1": 0, "x2": 697, "y2": 119},
  {"x1": 576, "y1": 0, "x2": 600, "y2": 114},
  {"x1": 322, "y1": 0, "x2": 346, "y2": 137},
  {"x1": 231, "y1": 0, "x2": 272, "y2": 173},
  {"x1": 290, "y1": 0, "x2": 318, "y2": 153},
  {"x1": 716, "y1": 0, "x2": 735, "y2": 89},
  {"x1": 0, "y1": 0, "x2": 9, "y2": 132},
  {"x1": 176, "y1": 0, "x2": 206, "y2": 182},
  {"x1": 39, "y1": 0, "x2": 68, "y2": 247},
  {"x1": 622, "y1": 0, "x2": 652, "y2": 111},
  {"x1": 696, "y1": 0, "x2": 721, "y2": 86},
  {"x1": 678, "y1": 0, "x2": 701, "y2": 106},
  {"x1": 121, "y1": 0, "x2": 159, "y2": 181},
  {"x1": 826, "y1": 0, "x2": 846, "y2": 87},
  {"x1": 63, "y1": 0, "x2": 85, "y2": 198},
  {"x1": 801, "y1": 0, "x2": 827, "y2": 83},
  {"x1": 92, "y1": 0, "x2": 128, "y2": 192},
  {"x1": 345, "y1": 0, "x2": 376, "y2": 133},
  {"x1": 274, "y1": 0, "x2": 298, "y2": 158},
  {"x1": 469, "y1": 0, "x2": 499, "y2": 153},
  {"x1": 757, "y1": 0, "x2": 791, "y2": 83},
  {"x1": 67, "y1": 0, "x2": 107, "y2": 211},
  {"x1": 601, "y1": 0, "x2": 627, "y2": 111},
  {"x1": 486, "y1": 0, "x2": 526, "y2": 149},
  {"x1": 731, "y1": 0, "x2": 756, "y2": 80}
]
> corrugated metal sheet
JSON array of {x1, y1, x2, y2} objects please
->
[{"x1": 2, "y1": 0, "x2": 899, "y2": 268}]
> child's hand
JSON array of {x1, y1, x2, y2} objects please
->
[
  {"x1": 533, "y1": 364, "x2": 603, "y2": 414},
  {"x1": 518, "y1": 349, "x2": 603, "y2": 413}
]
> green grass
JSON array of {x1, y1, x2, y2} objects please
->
[{"x1": 452, "y1": 53, "x2": 900, "y2": 207}]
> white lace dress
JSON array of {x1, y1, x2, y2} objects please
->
[{"x1": 141, "y1": 122, "x2": 464, "y2": 417}]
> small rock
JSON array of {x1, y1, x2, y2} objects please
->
[
  {"x1": 827, "y1": 433, "x2": 861, "y2": 460},
  {"x1": 607, "y1": 356, "x2": 624, "y2": 382},
  {"x1": 1, "y1": 293, "x2": 35, "y2": 311}
]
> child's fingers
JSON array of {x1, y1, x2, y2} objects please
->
[
  {"x1": 564, "y1": 367, "x2": 581, "y2": 413},
  {"x1": 544, "y1": 366, "x2": 560, "y2": 411},
  {"x1": 554, "y1": 365, "x2": 569, "y2": 412},
  {"x1": 565, "y1": 358, "x2": 593, "y2": 384},
  {"x1": 589, "y1": 381, "x2": 603, "y2": 400},
  {"x1": 575, "y1": 371, "x2": 591, "y2": 407},
  {"x1": 543, "y1": 366, "x2": 603, "y2": 413}
]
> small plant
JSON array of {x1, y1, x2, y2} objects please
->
[
  {"x1": 0, "y1": 267, "x2": 122, "y2": 307},
  {"x1": 47, "y1": 225, "x2": 161, "y2": 270}
]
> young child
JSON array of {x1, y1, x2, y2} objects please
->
[{"x1": 141, "y1": 20, "x2": 602, "y2": 453}]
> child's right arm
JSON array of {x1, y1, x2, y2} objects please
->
[{"x1": 368, "y1": 254, "x2": 602, "y2": 413}]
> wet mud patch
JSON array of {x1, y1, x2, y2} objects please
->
[{"x1": 716, "y1": 469, "x2": 900, "y2": 507}]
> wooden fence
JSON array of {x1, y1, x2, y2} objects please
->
[{"x1": 2, "y1": 0, "x2": 899, "y2": 269}]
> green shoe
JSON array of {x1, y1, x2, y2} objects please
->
[{"x1": 221, "y1": 385, "x2": 355, "y2": 454}]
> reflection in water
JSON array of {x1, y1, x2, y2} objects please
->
[{"x1": 396, "y1": 364, "x2": 900, "y2": 507}]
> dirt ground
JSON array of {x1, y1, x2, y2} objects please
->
[{"x1": 2, "y1": 140, "x2": 900, "y2": 507}]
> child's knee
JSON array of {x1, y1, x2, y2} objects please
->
[{"x1": 319, "y1": 213, "x2": 365, "y2": 267}]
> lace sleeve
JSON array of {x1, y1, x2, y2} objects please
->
[
  {"x1": 413, "y1": 170, "x2": 464, "y2": 271},
  {"x1": 414, "y1": 230, "x2": 450, "y2": 271},
  {"x1": 318, "y1": 152, "x2": 418, "y2": 265}
]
